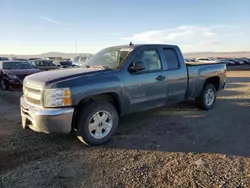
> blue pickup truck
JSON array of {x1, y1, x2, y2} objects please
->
[{"x1": 20, "y1": 44, "x2": 226, "y2": 146}]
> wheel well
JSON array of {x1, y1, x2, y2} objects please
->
[
  {"x1": 72, "y1": 93, "x2": 121, "y2": 131},
  {"x1": 77, "y1": 92, "x2": 121, "y2": 115},
  {"x1": 205, "y1": 76, "x2": 220, "y2": 90}
]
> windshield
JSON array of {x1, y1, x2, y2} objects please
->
[
  {"x1": 73, "y1": 56, "x2": 80, "y2": 63},
  {"x1": 35, "y1": 60, "x2": 55, "y2": 66},
  {"x1": 80, "y1": 57, "x2": 87, "y2": 62},
  {"x1": 84, "y1": 47, "x2": 133, "y2": 69},
  {"x1": 60, "y1": 61, "x2": 72, "y2": 66},
  {"x1": 3, "y1": 61, "x2": 34, "y2": 69},
  {"x1": 198, "y1": 58, "x2": 210, "y2": 61}
]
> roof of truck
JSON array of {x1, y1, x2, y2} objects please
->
[{"x1": 104, "y1": 44, "x2": 178, "y2": 49}]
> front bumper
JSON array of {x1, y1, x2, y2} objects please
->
[
  {"x1": 222, "y1": 82, "x2": 226, "y2": 89},
  {"x1": 20, "y1": 96, "x2": 74, "y2": 134},
  {"x1": 4, "y1": 78, "x2": 22, "y2": 88}
]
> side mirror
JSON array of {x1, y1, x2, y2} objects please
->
[{"x1": 129, "y1": 61, "x2": 145, "y2": 73}]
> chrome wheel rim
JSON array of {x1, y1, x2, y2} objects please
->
[
  {"x1": 205, "y1": 88, "x2": 215, "y2": 106},
  {"x1": 88, "y1": 110, "x2": 113, "y2": 139}
]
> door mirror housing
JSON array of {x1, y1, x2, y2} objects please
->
[{"x1": 129, "y1": 61, "x2": 145, "y2": 73}]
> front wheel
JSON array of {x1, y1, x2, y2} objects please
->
[
  {"x1": 196, "y1": 84, "x2": 217, "y2": 110},
  {"x1": 77, "y1": 101, "x2": 119, "y2": 146}
]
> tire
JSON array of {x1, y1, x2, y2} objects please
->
[
  {"x1": 196, "y1": 83, "x2": 216, "y2": 110},
  {"x1": 0, "y1": 78, "x2": 9, "y2": 90},
  {"x1": 76, "y1": 101, "x2": 119, "y2": 146}
]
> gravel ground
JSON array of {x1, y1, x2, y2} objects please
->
[{"x1": 1, "y1": 66, "x2": 250, "y2": 188}]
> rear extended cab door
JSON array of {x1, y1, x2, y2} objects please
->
[{"x1": 158, "y1": 46, "x2": 188, "y2": 104}]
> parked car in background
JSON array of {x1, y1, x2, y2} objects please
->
[
  {"x1": 45, "y1": 57, "x2": 63, "y2": 61},
  {"x1": 53, "y1": 60, "x2": 76, "y2": 69},
  {"x1": 228, "y1": 59, "x2": 237, "y2": 65},
  {"x1": 28, "y1": 58, "x2": 41, "y2": 61},
  {"x1": 29, "y1": 60, "x2": 59, "y2": 71},
  {"x1": 219, "y1": 59, "x2": 230, "y2": 65},
  {"x1": 186, "y1": 58, "x2": 196, "y2": 62},
  {"x1": 219, "y1": 58, "x2": 235, "y2": 66},
  {"x1": 12, "y1": 58, "x2": 28, "y2": 61},
  {"x1": 0, "y1": 57, "x2": 9, "y2": 61},
  {"x1": 234, "y1": 58, "x2": 244, "y2": 65},
  {"x1": 62, "y1": 58, "x2": 71, "y2": 61},
  {"x1": 241, "y1": 58, "x2": 250, "y2": 64},
  {"x1": 21, "y1": 44, "x2": 226, "y2": 146},
  {"x1": 0, "y1": 60, "x2": 40, "y2": 90},
  {"x1": 72, "y1": 55, "x2": 93, "y2": 66}
]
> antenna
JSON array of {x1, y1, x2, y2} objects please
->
[{"x1": 129, "y1": 42, "x2": 133, "y2": 46}]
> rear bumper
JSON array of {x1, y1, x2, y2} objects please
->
[{"x1": 20, "y1": 96, "x2": 74, "y2": 134}]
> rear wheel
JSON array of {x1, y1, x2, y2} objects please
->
[
  {"x1": 0, "y1": 78, "x2": 9, "y2": 90},
  {"x1": 196, "y1": 83, "x2": 216, "y2": 110},
  {"x1": 77, "y1": 101, "x2": 119, "y2": 146}
]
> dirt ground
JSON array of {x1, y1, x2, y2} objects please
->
[{"x1": 1, "y1": 66, "x2": 250, "y2": 188}]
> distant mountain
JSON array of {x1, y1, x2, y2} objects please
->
[
  {"x1": 0, "y1": 52, "x2": 94, "y2": 59},
  {"x1": 1, "y1": 51, "x2": 250, "y2": 59},
  {"x1": 184, "y1": 51, "x2": 250, "y2": 58}
]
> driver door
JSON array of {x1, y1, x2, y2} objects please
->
[{"x1": 125, "y1": 47, "x2": 167, "y2": 113}]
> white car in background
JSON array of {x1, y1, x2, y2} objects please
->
[{"x1": 195, "y1": 57, "x2": 218, "y2": 63}]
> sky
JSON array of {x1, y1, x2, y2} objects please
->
[{"x1": 0, "y1": 0, "x2": 250, "y2": 54}]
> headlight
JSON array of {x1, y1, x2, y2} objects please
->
[{"x1": 43, "y1": 88, "x2": 72, "y2": 107}]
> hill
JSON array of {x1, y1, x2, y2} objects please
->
[
  {"x1": 1, "y1": 51, "x2": 250, "y2": 59},
  {"x1": 184, "y1": 51, "x2": 250, "y2": 58},
  {"x1": 0, "y1": 52, "x2": 93, "y2": 59}
]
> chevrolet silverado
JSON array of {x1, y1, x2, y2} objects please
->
[{"x1": 20, "y1": 44, "x2": 226, "y2": 146}]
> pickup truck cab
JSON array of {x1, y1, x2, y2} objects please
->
[{"x1": 20, "y1": 44, "x2": 226, "y2": 146}]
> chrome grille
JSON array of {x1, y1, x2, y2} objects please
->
[{"x1": 23, "y1": 85, "x2": 42, "y2": 107}]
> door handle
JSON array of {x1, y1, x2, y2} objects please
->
[{"x1": 156, "y1": 75, "x2": 166, "y2": 81}]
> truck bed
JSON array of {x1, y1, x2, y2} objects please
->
[{"x1": 185, "y1": 62, "x2": 227, "y2": 99}]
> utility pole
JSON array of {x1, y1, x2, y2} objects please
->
[{"x1": 74, "y1": 36, "x2": 77, "y2": 58}]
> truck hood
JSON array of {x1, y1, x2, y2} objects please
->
[{"x1": 24, "y1": 67, "x2": 105, "y2": 89}]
